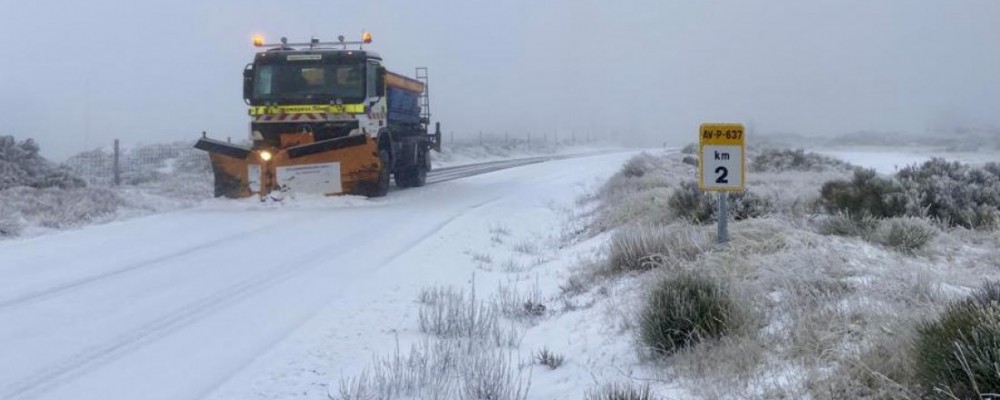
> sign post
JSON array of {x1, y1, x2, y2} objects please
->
[{"x1": 698, "y1": 123, "x2": 746, "y2": 244}]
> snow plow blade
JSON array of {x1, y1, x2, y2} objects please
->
[{"x1": 195, "y1": 135, "x2": 381, "y2": 199}]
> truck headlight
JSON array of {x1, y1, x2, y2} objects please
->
[{"x1": 260, "y1": 150, "x2": 273, "y2": 161}]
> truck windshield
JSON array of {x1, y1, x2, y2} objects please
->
[{"x1": 253, "y1": 63, "x2": 365, "y2": 103}]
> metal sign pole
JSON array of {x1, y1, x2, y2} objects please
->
[
  {"x1": 699, "y1": 122, "x2": 744, "y2": 246},
  {"x1": 718, "y1": 192, "x2": 729, "y2": 244}
]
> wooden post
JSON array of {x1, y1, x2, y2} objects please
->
[{"x1": 113, "y1": 139, "x2": 121, "y2": 186}]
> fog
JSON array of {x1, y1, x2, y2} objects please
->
[{"x1": 0, "y1": 0, "x2": 997, "y2": 159}]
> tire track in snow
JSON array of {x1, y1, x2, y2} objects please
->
[
  {"x1": 0, "y1": 151, "x2": 617, "y2": 312},
  {"x1": 427, "y1": 151, "x2": 622, "y2": 184},
  {"x1": 0, "y1": 221, "x2": 373, "y2": 400},
  {"x1": 0, "y1": 197, "x2": 497, "y2": 400},
  {"x1": 0, "y1": 215, "x2": 313, "y2": 311}
]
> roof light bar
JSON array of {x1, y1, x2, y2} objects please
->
[{"x1": 251, "y1": 33, "x2": 374, "y2": 50}]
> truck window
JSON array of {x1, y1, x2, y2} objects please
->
[{"x1": 367, "y1": 62, "x2": 378, "y2": 98}]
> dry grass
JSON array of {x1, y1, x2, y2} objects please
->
[{"x1": 570, "y1": 150, "x2": 1000, "y2": 398}]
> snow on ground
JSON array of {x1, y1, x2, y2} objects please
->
[
  {"x1": 432, "y1": 142, "x2": 623, "y2": 169},
  {"x1": 811, "y1": 145, "x2": 998, "y2": 174},
  {"x1": 0, "y1": 151, "x2": 673, "y2": 400},
  {"x1": 201, "y1": 149, "x2": 692, "y2": 400},
  {"x1": 4, "y1": 142, "x2": 995, "y2": 399},
  {"x1": 1, "y1": 140, "x2": 624, "y2": 242}
]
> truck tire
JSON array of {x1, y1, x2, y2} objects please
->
[
  {"x1": 394, "y1": 146, "x2": 428, "y2": 188},
  {"x1": 363, "y1": 149, "x2": 392, "y2": 198}
]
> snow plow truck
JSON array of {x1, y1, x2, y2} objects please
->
[{"x1": 195, "y1": 33, "x2": 441, "y2": 199}]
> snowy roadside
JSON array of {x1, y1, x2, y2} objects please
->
[
  {"x1": 1, "y1": 138, "x2": 624, "y2": 242},
  {"x1": 202, "y1": 146, "x2": 1000, "y2": 399},
  {"x1": 432, "y1": 141, "x2": 625, "y2": 169},
  {"x1": 809, "y1": 145, "x2": 998, "y2": 174}
]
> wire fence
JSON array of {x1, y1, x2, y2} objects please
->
[
  {"x1": 65, "y1": 139, "x2": 212, "y2": 187},
  {"x1": 444, "y1": 131, "x2": 613, "y2": 147},
  {"x1": 64, "y1": 132, "x2": 611, "y2": 187}
]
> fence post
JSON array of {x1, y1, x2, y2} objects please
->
[
  {"x1": 113, "y1": 139, "x2": 121, "y2": 186},
  {"x1": 479, "y1": 131, "x2": 483, "y2": 146}
]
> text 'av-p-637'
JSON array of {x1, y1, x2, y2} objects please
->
[{"x1": 196, "y1": 33, "x2": 441, "y2": 200}]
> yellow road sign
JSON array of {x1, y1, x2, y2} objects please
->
[{"x1": 698, "y1": 123, "x2": 746, "y2": 192}]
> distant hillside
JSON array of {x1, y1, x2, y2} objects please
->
[{"x1": 755, "y1": 127, "x2": 1000, "y2": 152}]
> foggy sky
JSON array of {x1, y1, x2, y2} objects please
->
[{"x1": 1, "y1": 0, "x2": 997, "y2": 159}]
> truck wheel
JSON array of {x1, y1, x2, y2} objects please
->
[
  {"x1": 395, "y1": 147, "x2": 428, "y2": 188},
  {"x1": 368, "y1": 149, "x2": 391, "y2": 197}
]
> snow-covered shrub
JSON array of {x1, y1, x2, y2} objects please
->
[
  {"x1": 337, "y1": 339, "x2": 529, "y2": 400},
  {"x1": 750, "y1": 148, "x2": 854, "y2": 173},
  {"x1": 0, "y1": 186, "x2": 122, "y2": 229},
  {"x1": 668, "y1": 181, "x2": 773, "y2": 224},
  {"x1": 606, "y1": 224, "x2": 708, "y2": 274},
  {"x1": 639, "y1": 273, "x2": 738, "y2": 356},
  {"x1": 816, "y1": 213, "x2": 879, "y2": 238},
  {"x1": 681, "y1": 143, "x2": 697, "y2": 155},
  {"x1": 620, "y1": 154, "x2": 655, "y2": 178},
  {"x1": 871, "y1": 217, "x2": 937, "y2": 253},
  {"x1": 598, "y1": 153, "x2": 671, "y2": 197},
  {"x1": 914, "y1": 281, "x2": 1000, "y2": 399},
  {"x1": 668, "y1": 181, "x2": 716, "y2": 224},
  {"x1": 340, "y1": 285, "x2": 530, "y2": 400},
  {"x1": 461, "y1": 347, "x2": 531, "y2": 400},
  {"x1": 0, "y1": 135, "x2": 85, "y2": 190},
  {"x1": 595, "y1": 187, "x2": 673, "y2": 230},
  {"x1": 681, "y1": 155, "x2": 698, "y2": 167},
  {"x1": 896, "y1": 158, "x2": 1000, "y2": 229},
  {"x1": 818, "y1": 169, "x2": 908, "y2": 219},
  {"x1": 417, "y1": 285, "x2": 520, "y2": 348},
  {"x1": 813, "y1": 335, "x2": 918, "y2": 400},
  {"x1": 0, "y1": 213, "x2": 23, "y2": 237},
  {"x1": 585, "y1": 382, "x2": 656, "y2": 400},
  {"x1": 534, "y1": 347, "x2": 565, "y2": 370},
  {"x1": 495, "y1": 280, "x2": 546, "y2": 321},
  {"x1": 592, "y1": 153, "x2": 676, "y2": 230}
]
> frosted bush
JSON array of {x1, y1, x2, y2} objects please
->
[
  {"x1": 338, "y1": 339, "x2": 529, "y2": 400},
  {"x1": 417, "y1": 286, "x2": 521, "y2": 348},
  {"x1": 896, "y1": 158, "x2": 1000, "y2": 229},
  {"x1": 639, "y1": 273, "x2": 740, "y2": 356},
  {"x1": 0, "y1": 213, "x2": 23, "y2": 237},
  {"x1": 816, "y1": 213, "x2": 879, "y2": 238},
  {"x1": 871, "y1": 217, "x2": 937, "y2": 253},
  {"x1": 818, "y1": 169, "x2": 908, "y2": 219},
  {"x1": 606, "y1": 224, "x2": 709, "y2": 273},
  {"x1": 0, "y1": 187, "x2": 123, "y2": 229},
  {"x1": 914, "y1": 281, "x2": 1000, "y2": 398},
  {"x1": 0, "y1": 135, "x2": 85, "y2": 190},
  {"x1": 751, "y1": 148, "x2": 854, "y2": 173},
  {"x1": 585, "y1": 382, "x2": 656, "y2": 400},
  {"x1": 669, "y1": 181, "x2": 773, "y2": 224}
]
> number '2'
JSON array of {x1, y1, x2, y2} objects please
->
[{"x1": 715, "y1": 167, "x2": 729, "y2": 184}]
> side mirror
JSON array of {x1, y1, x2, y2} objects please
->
[
  {"x1": 242, "y1": 64, "x2": 254, "y2": 104},
  {"x1": 375, "y1": 67, "x2": 386, "y2": 97}
]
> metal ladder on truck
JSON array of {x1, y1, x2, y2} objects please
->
[
  {"x1": 415, "y1": 67, "x2": 430, "y2": 124},
  {"x1": 415, "y1": 67, "x2": 440, "y2": 150}
]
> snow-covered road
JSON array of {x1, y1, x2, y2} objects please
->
[{"x1": 0, "y1": 151, "x2": 634, "y2": 400}]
